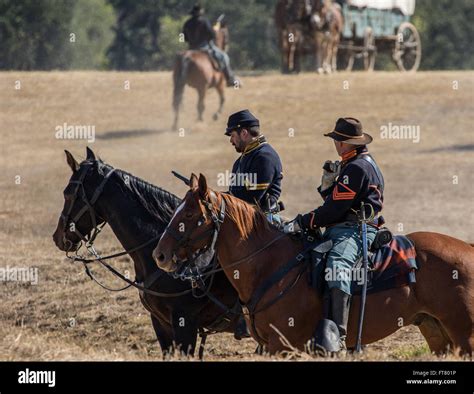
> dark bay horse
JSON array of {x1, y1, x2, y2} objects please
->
[
  {"x1": 275, "y1": 0, "x2": 309, "y2": 73},
  {"x1": 172, "y1": 22, "x2": 228, "y2": 130},
  {"x1": 52, "y1": 149, "x2": 240, "y2": 357},
  {"x1": 154, "y1": 173, "x2": 474, "y2": 356}
]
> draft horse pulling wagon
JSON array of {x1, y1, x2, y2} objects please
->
[{"x1": 338, "y1": 0, "x2": 421, "y2": 71}]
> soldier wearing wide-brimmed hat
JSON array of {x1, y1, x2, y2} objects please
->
[{"x1": 284, "y1": 117, "x2": 385, "y2": 353}]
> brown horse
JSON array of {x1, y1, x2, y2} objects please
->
[
  {"x1": 311, "y1": 0, "x2": 344, "y2": 74},
  {"x1": 153, "y1": 173, "x2": 474, "y2": 356},
  {"x1": 172, "y1": 23, "x2": 228, "y2": 131}
]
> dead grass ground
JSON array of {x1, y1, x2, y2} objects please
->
[{"x1": 0, "y1": 71, "x2": 473, "y2": 360}]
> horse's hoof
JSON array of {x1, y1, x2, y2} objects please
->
[
  {"x1": 317, "y1": 68, "x2": 324, "y2": 74},
  {"x1": 212, "y1": 113, "x2": 218, "y2": 121}
]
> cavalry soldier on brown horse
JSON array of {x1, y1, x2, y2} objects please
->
[
  {"x1": 225, "y1": 109, "x2": 284, "y2": 340},
  {"x1": 172, "y1": 4, "x2": 239, "y2": 130},
  {"x1": 284, "y1": 117, "x2": 383, "y2": 352},
  {"x1": 183, "y1": 4, "x2": 238, "y2": 87}
]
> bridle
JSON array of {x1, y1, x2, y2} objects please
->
[
  {"x1": 61, "y1": 162, "x2": 115, "y2": 251},
  {"x1": 60, "y1": 162, "x2": 191, "y2": 297},
  {"x1": 162, "y1": 191, "x2": 226, "y2": 282},
  {"x1": 163, "y1": 191, "x2": 288, "y2": 283}
]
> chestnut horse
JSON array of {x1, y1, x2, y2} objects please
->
[
  {"x1": 154, "y1": 173, "x2": 474, "y2": 356},
  {"x1": 172, "y1": 22, "x2": 228, "y2": 131},
  {"x1": 311, "y1": 0, "x2": 343, "y2": 74}
]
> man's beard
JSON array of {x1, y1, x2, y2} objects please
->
[{"x1": 233, "y1": 142, "x2": 244, "y2": 153}]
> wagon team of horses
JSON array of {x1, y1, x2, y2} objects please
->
[{"x1": 276, "y1": 0, "x2": 421, "y2": 73}]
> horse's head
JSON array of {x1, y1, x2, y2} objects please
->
[
  {"x1": 152, "y1": 173, "x2": 222, "y2": 274},
  {"x1": 310, "y1": 0, "x2": 329, "y2": 30},
  {"x1": 52, "y1": 147, "x2": 111, "y2": 252}
]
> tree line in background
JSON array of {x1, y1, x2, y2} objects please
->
[{"x1": 0, "y1": 0, "x2": 472, "y2": 71}]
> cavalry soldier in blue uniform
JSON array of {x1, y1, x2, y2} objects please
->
[
  {"x1": 225, "y1": 109, "x2": 284, "y2": 225},
  {"x1": 284, "y1": 117, "x2": 385, "y2": 351},
  {"x1": 225, "y1": 109, "x2": 284, "y2": 340},
  {"x1": 183, "y1": 4, "x2": 238, "y2": 87}
]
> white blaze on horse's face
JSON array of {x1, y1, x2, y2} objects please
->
[{"x1": 164, "y1": 201, "x2": 185, "y2": 232}]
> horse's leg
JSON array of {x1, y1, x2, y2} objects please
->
[
  {"x1": 197, "y1": 87, "x2": 206, "y2": 122},
  {"x1": 416, "y1": 314, "x2": 453, "y2": 355},
  {"x1": 172, "y1": 108, "x2": 179, "y2": 132},
  {"x1": 294, "y1": 42, "x2": 302, "y2": 74},
  {"x1": 212, "y1": 78, "x2": 225, "y2": 121},
  {"x1": 288, "y1": 42, "x2": 295, "y2": 73},
  {"x1": 150, "y1": 314, "x2": 173, "y2": 358},
  {"x1": 332, "y1": 38, "x2": 340, "y2": 72},
  {"x1": 323, "y1": 38, "x2": 331, "y2": 74},
  {"x1": 171, "y1": 310, "x2": 198, "y2": 356}
]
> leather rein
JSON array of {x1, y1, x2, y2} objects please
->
[{"x1": 62, "y1": 162, "x2": 193, "y2": 298}]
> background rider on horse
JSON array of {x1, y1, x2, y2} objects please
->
[{"x1": 183, "y1": 4, "x2": 238, "y2": 87}]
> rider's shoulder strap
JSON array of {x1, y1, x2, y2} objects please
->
[{"x1": 359, "y1": 154, "x2": 384, "y2": 193}]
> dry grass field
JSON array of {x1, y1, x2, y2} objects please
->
[{"x1": 0, "y1": 70, "x2": 473, "y2": 361}]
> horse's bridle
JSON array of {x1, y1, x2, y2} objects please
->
[
  {"x1": 61, "y1": 162, "x2": 115, "y2": 251},
  {"x1": 162, "y1": 192, "x2": 226, "y2": 280}
]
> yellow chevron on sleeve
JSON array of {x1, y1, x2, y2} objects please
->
[{"x1": 246, "y1": 182, "x2": 270, "y2": 191}]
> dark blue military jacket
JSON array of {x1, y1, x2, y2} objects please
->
[
  {"x1": 304, "y1": 146, "x2": 384, "y2": 229},
  {"x1": 229, "y1": 136, "x2": 283, "y2": 208},
  {"x1": 183, "y1": 15, "x2": 215, "y2": 49}
]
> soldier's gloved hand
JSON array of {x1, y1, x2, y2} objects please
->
[
  {"x1": 320, "y1": 160, "x2": 340, "y2": 191},
  {"x1": 283, "y1": 215, "x2": 304, "y2": 234}
]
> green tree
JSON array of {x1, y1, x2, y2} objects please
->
[
  {"x1": 69, "y1": 0, "x2": 116, "y2": 69},
  {"x1": 0, "y1": 0, "x2": 76, "y2": 70},
  {"x1": 414, "y1": 0, "x2": 474, "y2": 70},
  {"x1": 156, "y1": 15, "x2": 187, "y2": 70}
]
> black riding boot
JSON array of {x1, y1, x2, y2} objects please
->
[
  {"x1": 224, "y1": 68, "x2": 238, "y2": 87},
  {"x1": 329, "y1": 287, "x2": 351, "y2": 350}
]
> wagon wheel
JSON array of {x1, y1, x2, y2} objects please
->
[
  {"x1": 363, "y1": 27, "x2": 376, "y2": 71},
  {"x1": 337, "y1": 41, "x2": 355, "y2": 71},
  {"x1": 394, "y1": 22, "x2": 421, "y2": 72}
]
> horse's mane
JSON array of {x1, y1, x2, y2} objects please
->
[
  {"x1": 98, "y1": 161, "x2": 181, "y2": 225},
  {"x1": 213, "y1": 191, "x2": 272, "y2": 240}
]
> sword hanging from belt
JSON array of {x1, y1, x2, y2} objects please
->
[{"x1": 355, "y1": 202, "x2": 375, "y2": 353}]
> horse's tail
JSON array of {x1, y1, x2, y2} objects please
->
[{"x1": 173, "y1": 53, "x2": 190, "y2": 113}]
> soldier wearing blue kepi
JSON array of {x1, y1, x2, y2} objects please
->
[
  {"x1": 284, "y1": 117, "x2": 385, "y2": 352},
  {"x1": 225, "y1": 109, "x2": 284, "y2": 225},
  {"x1": 225, "y1": 109, "x2": 284, "y2": 340}
]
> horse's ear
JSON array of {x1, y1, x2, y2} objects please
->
[
  {"x1": 190, "y1": 173, "x2": 199, "y2": 190},
  {"x1": 65, "y1": 150, "x2": 79, "y2": 173},
  {"x1": 86, "y1": 147, "x2": 96, "y2": 161},
  {"x1": 198, "y1": 173, "x2": 208, "y2": 198}
]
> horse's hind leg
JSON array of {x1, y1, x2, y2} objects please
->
[
  {"x1": 197, "y1": 87, "x2": 206, "y2": 122},
  {"x1": 213, "y1": 79, "x2": 225, "y2": 121},
  {"x1": 416, "y1": 314, "x2": 452, "y2": 355}
]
